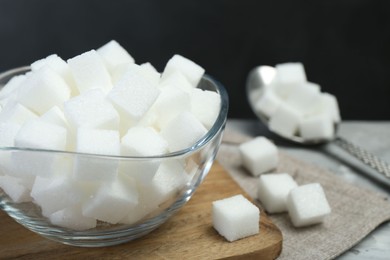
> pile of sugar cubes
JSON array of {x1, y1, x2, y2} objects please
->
[
  {"x1": 212, "y1": 136, "x2": 331, "y2": 243},
  {"x1": 0, "y1": 40, "x2": 221, "y2": 230},
  {"x1": 254, "y1": 62, "x2": 341, "y2": 140}
]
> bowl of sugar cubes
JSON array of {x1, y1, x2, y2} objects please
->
[{"x1": 0, "y1": 40, "x2": 229, "y2": 247}]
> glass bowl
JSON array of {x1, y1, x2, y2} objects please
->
[{"x1": 0, "y1": 67, "x2": 229, "y2": 247}]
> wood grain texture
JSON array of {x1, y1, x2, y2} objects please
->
[{"x1": 0, "y1": 162, "x2": 282, "y2": 259}]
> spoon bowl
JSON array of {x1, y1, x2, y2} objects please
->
[{"x1": 246, "y1": 65, "x2": 390, "y2": 179}]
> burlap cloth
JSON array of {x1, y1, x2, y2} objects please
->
[{"x1": 217, "y1": 129, "x2": 390, "y2": 260}]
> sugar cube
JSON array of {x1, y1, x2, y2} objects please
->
[
  {"x1": 73, "y1": 128, "x2": 120, "y2": 182},
  {"x1": 269, "y1": 103, "x2": 303, "y2": 138},
  {"x1": 0, "y1": 175, "x2": 32, "y2": 202},
  {"x1": 0, "y1": 74, "x2": 26, "y2": 100},
  {"x1": 287, "y1": 183, "x2": 331, "y2": 227},
  {"x1": 0, "y1": 102, "x2": 38, "y2": 125},
  {"x1": 159, "y1": 71, "x2": 193, "y2": 93},
  {"x1": 97, "y1": 40, "x2": 135, "y2": 73},
  {"x1": 273, "y1": 62, "x2": 307, "y2": 98},
  {"x1": 257, "y1": 173, "x2": 298, "y2": 213},
  {"x1": 299, "y1": 112, "x2": 334, "y2": 140},
  {"x1": 152, "y1": 85, "x2": 191, "y2": 129},
  {"x1": 17, "y1": 66, "x2": 71, "y2": 114},
  {"x1": 108, "y1": 67, "x2": 160, "y2": 129},
  {"x1": 254, "y1": 87, "x2": 282, "y2": 118},
  {"x1": 12, "y1": 119, "x2": 67, "y2": 178},
  {"x1": 120, "y1": 126, "x2": 168, "y2": 184},
  {"x1": 82, "y1": 174, "x2": 138, "y2": 224},
  {"x1": 31, "y1": 54, "x2": 79, "y2": 96},
  {"x1": 49, "y1": 205, "x2": 97, "y2": 230},
  {"x1": 67, "y1": 49, "x2": 113, "y2": 93},
  {"x1": 63, "y1": 88, "x2": 119, "y2": 131},
  {"x1": 161, "y1": 54, "x2": 205, "y2": 87},
  {"x1": 31, "y1": 175, "x2": 86, "y2": 216},
  {"x1": 239, "y1": 137, "x2": 278, "y2": 176},
  {"x1": 190, "y1": 88, "x2": 221, "y2": 129},
  {"x1": 212, "y1": 194, "x2": 260, "y2": 242},
  {"x1": 160, "y1": 111, "x2": 207, "y2": 152},
  {"x1": 284, "y1": 82, "x2": 322, "y2": 115}
]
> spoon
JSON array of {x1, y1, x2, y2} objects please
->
[{"x1": 246, "y1": 65, "x2": 390, "y2": 179}]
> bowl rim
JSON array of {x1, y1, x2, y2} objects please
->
[{"x1": 0, "y1": 66, "x2": 229, "y2": 160}]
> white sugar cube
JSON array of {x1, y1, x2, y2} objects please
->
[
  {"x1": 82, "y1": 174, "x2": 138, "y2": 224},
  {"x1": 120, "y1": 126, "x2": 168, "y2": 184},
  {"x1": 139, "y1": 62, "x2": 161, "y2": 85},
  {"x1": 285, "y1": 82, "x2": 322, "y2": 115},
  {"x1": 0, "y1": 74, "x2": 26, "y2": 99},
  {"x1": 0, "y1": 175, "x2": 32, "y2": 202},
  {"x1": 190, "y1": 88, "x2": 220, "y2": 129},
  {"x1": 269, "y1": 103, "x2": 303, "y2": 138},
  {"x1": 112, "y1": 63, "x2": 160, "y2": 87},
  {"x1": 212, "y1": 194, "x2": 260, "y2": 242},
  {"x1": 12, "y1": 119, "x2": 67, "y2": 178},
  {"x1": 254, "y1": 87, "x2": 282, "y2": 118},
  {"x1": 17, "y1": 66, "x2": 71, "y2": 114},
  {"x1": 161, "y1": 54, "x2": 205, "y2": 87},
  {"x1": 40, "y1": 106, "x2": 68, "y2": 129},
  {"x1": 0, "y1": 122, "x2": 21, "y2": 147},
  {"x1": 160, "y1": 112, "x2": 207, "y2": 152},
  {"x1": 97, "y1": 40, "x2": 135, "y2": 73},
  {"x1": 31, "y1": 54, "x2": 79, "y2": 96},
  {"x1": 74, "y1": 128, "x2": 120, "y2": 182},
  {"x1": 14, "y1": 119, "x2": 67, "y2": 150},
  {"x1": 108, "y1": 67, "x2": 160, "y2": 129},
  {"x1": 319, "y1": 93, "x2": 341, "y2": 123},
  {"x1": 152, "y1": 85, "x2": 191, "y2": 129},
  {"x1": 49, "y1": 205, "x2": 97, "y2": 230},
  {"x1": 275, "y1": 62, "x2": 307, "y2": 85},
  {"x1": 287, "y1": 183, "x2": 331, "y2": 227},
  {"x1": 239, "y1": 137, "x2": 278, "y2": 176},
  {"x1": 67, "y1": 49, "x2": 113, "y2": 93},
  {"x1": 257, "y1": 173, "x2": 298, "y2": 213},
  {"x1": 159, "y1": 71, "x2": 194, "y2": 93},
  {"x1": 299, "y1": 112, "x2": 334, "y2": 140},
  {"x1": 31, "y1": 175, "x2": 86, "y2": 216},
  {"x1": 64, "y1": 89, "x2": 119, "y2": 131},
  {"x1": 0, "y1": 102, "x2": 38, "y2": 125}
]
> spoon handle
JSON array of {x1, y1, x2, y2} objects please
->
[{"x1": 334, "y1": 136, "x2": 390, "y2": 178}]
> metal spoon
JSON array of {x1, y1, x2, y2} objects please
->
[{"x1": 246, "y1": 65, "x2": 390, "y2": 179}]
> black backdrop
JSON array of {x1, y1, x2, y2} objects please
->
[{"x1": 1, "y1": 0, "x2": 390, "y2": 120}]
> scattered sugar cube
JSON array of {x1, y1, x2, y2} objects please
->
[
  {"x1": 152, "y1": 85, "x2": 191, "y2": 129},
  {"x1": 269, "y1": 103, "x2": 303, "y2": 138},
  {"x1": 31, "y1": 175, "x2": 86, "y2": 216},
  {"x1": 74, "y1": 128, "x2": 120, "y2": 182},
  {"x1": 120, "y1": 126, "x2": 168, "y2": 184},
  {"x1": 64, "y1": 88, "x2": 119, "y2": 131},
  {"x1": 190, "y1": 88, "x2": 221, "y2": 129},
  {"x1": 17, "y1": 66, "x2": 71, "y2": 114},
  {"x1": 0, "y1": 102, "x2": 38, "y2": 125},
  {"x1": 299, "y1": 112, "x2": 335, "y2": 140},
  {"x1": 97, "y1": 40, "x2": 135, "y2": 73},
  {"x1": 31, "y1": 54, "x2": 79, "y2": 96},
  {"x1": 257, "y1": 173, "x2": 298, "y2": 213},
  {"x1": 108, "y1": 67, "x2": 160, "y2": 129},
  {"x1": 212, "y1": 194, "x2": 260, "y2": 242},
  {"x1": 49, "y1": 205, "x2": 97, "y2": 230},
  {"x1": 0, "y1": 175, "x2": 32, "y2": 202},
  {"x1": 67, "y1": 49, "x2": 113, "y2": 93},
  {"x1": 287, "y1": 183, "x2": 331, "y2": 227},
  {"x1": 239, "y1": 137, "x2": 278, "y2": 176},
  {"x1": 161, "y1": 54, "x2": 205, "y2": 87},
  {"x1": 160, "y1": 111, "x2": 207, "y2": 152},
  {"x1": 254, "y1": 86, "x2": 282, "y2": 118},
  {"x1": 82, "y1": 174, "x2": 138, "y2": 224}
]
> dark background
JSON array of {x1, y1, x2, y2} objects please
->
[{"x1": 1, "y1": 0, "x2": 389, "y2": 120}]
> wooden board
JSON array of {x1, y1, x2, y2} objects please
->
[{"x1": 0, "y1": 162, "x2": 282, "y2": 259}]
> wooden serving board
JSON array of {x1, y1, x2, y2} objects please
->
[{"x1": 0, "y1": 162, "x2": 282, "y2": 259}]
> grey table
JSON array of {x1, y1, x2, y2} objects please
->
[{"x1": 226, "y1": 119, "x2": 390, "y2": 260}]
